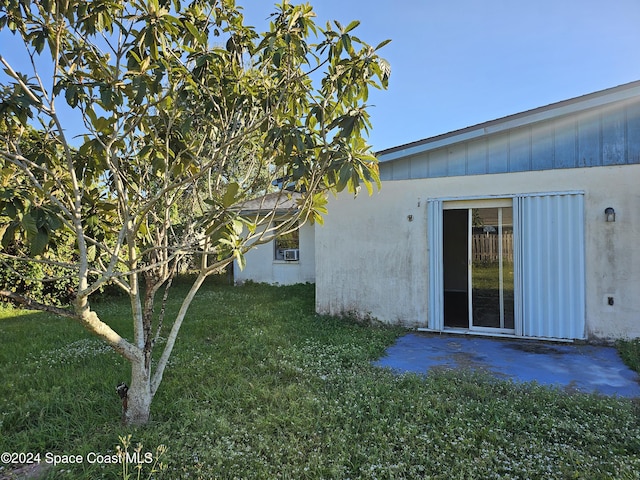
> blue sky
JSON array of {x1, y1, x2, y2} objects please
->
[
  {"x1": 282, "y1": 0, "x2": 640, "y2": 151},
  {"x1": 2, "y1": 1, "x2": 640, "y2": 152}
]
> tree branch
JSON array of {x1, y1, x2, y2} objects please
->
[
  {"x1": 0, "y1": 55, "x2": 51, "y2": 114},
  {"x1": 0, "y1": 290, "x2": 78, "y2": 319}
]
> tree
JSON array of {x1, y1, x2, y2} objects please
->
[{"x1": 0, "y1": 0, "x2": 390, "y2": 425}]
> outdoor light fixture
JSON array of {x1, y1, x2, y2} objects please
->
[{"x1": 605, "y1": 207, "x2": 616, "y2": 222}]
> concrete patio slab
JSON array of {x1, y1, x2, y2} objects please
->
[{"x1": 374, "y1": 333, "x2": 640, "y2": 397}]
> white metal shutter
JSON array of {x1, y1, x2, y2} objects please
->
[
  {"x1": 427, "y1": 199, "x2": 444, "y2": 331},
  {"x1": 519, "y1": 193, "x2": 586, "y2": 339}
]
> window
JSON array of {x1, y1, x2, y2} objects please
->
[{"x1": 274, "y1": 223, "x2": 299, "y2": 261}]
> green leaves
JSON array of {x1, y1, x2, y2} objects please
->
[
  {"x1": 222, "y1": 182, "x2": 241, "y2": 208},
  {"x1": 0, "y1": 0, "x2": 393, "y2": 428},
  {"x1": 304, "y1": 192, "x2": 328, "y2": 225},
  {"x1": 86, "y1": 107, "x2": 117, "y2": 133},
  {"x1": 214, "y1": 217, "x2": 247, "y2": 270},
  {"x1": 0, "y1": 79, "x2": 39, "y2": 126},
  {"x1": 0, "y1": 189, "x2": 63, "y2": 256},
  {"x1": 0, "y1": 0, "x2": 391, "y2": 278}
]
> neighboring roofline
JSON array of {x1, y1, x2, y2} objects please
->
[
  {"x1": 237, "y1": 208, "x2": 298, "y2": 216},
  {"x1": 233, "y1": 191, "x2": 303, "y2": 216},
  {"x1": 377, "y1": 80, "x2": 640, "y2": 163}
]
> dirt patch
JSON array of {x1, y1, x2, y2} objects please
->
[
  {"x1": 506, "y1": 342, "x2": 567, "y2": 355},
  {"x1": 450, "y1": 351, "x2": 487, "y2": 368},
  {"x1": 0, "y1": 463, "x2": 52, "y2": 480}
]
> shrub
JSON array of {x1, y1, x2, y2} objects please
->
[{"x1": 0, "y1": 244, "x2": 76, "y2": 306}]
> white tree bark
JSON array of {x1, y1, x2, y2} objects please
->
[{"x1": 124, "y1": 359, "x2": 153, "y2": 425}]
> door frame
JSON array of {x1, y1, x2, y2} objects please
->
[
  {"x1": 427, "y1": 191, "x2": 586, "y2": 340},
  {"x1": 442, "y1": 198, "x2": 516, "y2": 335}
]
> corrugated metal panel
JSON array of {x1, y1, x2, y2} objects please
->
[
  {"x1": 520, "y1": 193, "x2": 586, "y2": 339},
  {"x1": 427, "y1": 200, "x2": 444, "y2": 331}
]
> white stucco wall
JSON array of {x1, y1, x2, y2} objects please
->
[
  {"x1": 234, "y1": 222, "x2": 315, "y2": 285},
  {"x1": 315, "y1": 164, "x2": 640, "y2": 340}
]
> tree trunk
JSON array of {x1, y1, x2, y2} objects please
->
[{"x1": 123, "y1": 359, "x2": 153, "y2": 425}]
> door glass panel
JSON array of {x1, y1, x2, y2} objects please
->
[
  {"x1": 471, "y1": 207, "x2": 514, "y2": 329},
  {"x1": 443, "y1": 209, "x2": 469, "y2": 328}
]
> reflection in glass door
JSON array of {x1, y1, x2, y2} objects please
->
[{"x1": 470, "y1": 207, "x2": 514, "y2": 330}]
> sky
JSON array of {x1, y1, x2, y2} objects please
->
[
  {"x1": 2, "y1": 0, "x2": 640, "y2": 152},
  {"x1": 286, "y1": 0, "x2": 640, "y2": 151}
]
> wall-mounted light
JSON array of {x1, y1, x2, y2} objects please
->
[{"x1": 605, "y1": 207, "x2": 616, "y2": 223}]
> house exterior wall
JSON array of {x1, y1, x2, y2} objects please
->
[
  {"x1": 315, "y1": 164, "x2": 640, "y2": 340},
  {"x1": 234, "y1": 222, "x2": 315, "y2": 285}
]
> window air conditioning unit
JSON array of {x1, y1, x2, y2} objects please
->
[{"x1": 284, "y1": 249, "x2": 299, "y2": 261}]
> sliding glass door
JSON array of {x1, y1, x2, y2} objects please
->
[
  {"x1": 432, "y1": 193, "x2": 585, "y2": 340},
  {"x1": 442, "y1": 200, "x2": 514, "y2": 333},
  {"x1": 470, "y1": 206, "x2": 514, "y2": 331}
]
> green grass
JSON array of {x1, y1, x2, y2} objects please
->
[
  {"x1": 1, "y1": 278, "x2": 640, "y2": 479},
  {"x1": 618, "y1": 338, "x2": 640, "y2": 372}
]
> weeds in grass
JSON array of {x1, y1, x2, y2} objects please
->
[
  {"x1": 116, "y1": 435, "x2": 167, "y2": 480},
  {"x1": 618, "y1": 338, "x2": 640, "y2": 372},
  {"x1": 0, "y1": 279, "x2": 639, "y2": 479}
]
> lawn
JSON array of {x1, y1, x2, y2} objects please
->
[{"x1": 1, "y1": 278, "x2": 639, "y2": 479}]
